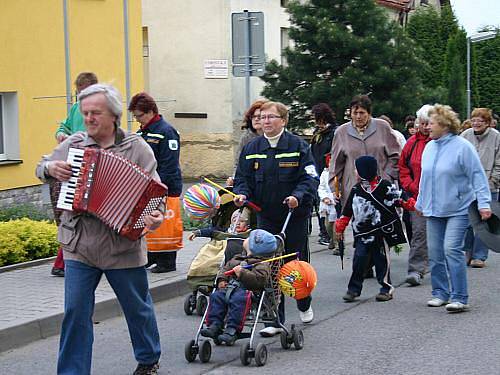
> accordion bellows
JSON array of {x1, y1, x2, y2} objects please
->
[{"x1": 57, "y1": 147, "x2": 168, "y2": 241}]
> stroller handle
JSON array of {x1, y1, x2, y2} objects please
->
[
  {"x1": 280, "y1": 208, "x2": 294, "y2": 235},
  {"x1": 223, "y1": 252, "x2": 300, "y2": 276}
]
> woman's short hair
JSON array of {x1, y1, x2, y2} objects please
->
[
  {"x1": 260, "y1": 101, "x2": 289, "y2": 125},
  {"x1": 415, "y1": 104, "x2": 433, "y2": 124},
  {"x1": 242, "y1": 99, "x2": 268, "y2": 131},
  {"x1": 428, "y1": 104, "x2": 460, "y2": 135},
  {"x1": 311, "y1": 103, "x2": 336, "y2": 125},
  {"x1": 78, "y1": 84, "x2": 123, "y2": 127},
  {"x1": 128, "y1": 92, "x2": 159, "y2": 114},
  {"x1": 349, "y1": 95, "x2": 372, "y2": 114},
  {"x1": 471, "y1": 107, "x2": 493, "y2": 124}
]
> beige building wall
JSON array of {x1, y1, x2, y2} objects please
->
[{"x1": 142, "y1": 0, "x2": 290, "y2": 179}]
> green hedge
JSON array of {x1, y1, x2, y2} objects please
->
[
  {"x1": 0, "y1": 203, "x2": 52, "y2": 222},
  {"x1": 0, "y1": 219, "x2": 59, "y2": 266}
]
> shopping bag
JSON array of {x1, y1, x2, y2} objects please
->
[{"x1": 146, "y1": 196, "x2": 183, "y2": 252}]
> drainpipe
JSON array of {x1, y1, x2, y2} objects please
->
[
  {"x1": 123, "y1": 0, "x2": 132, "y2": 131},
  {"x1": 63, "y1": 0, "x2": 72, "y2": 115}
]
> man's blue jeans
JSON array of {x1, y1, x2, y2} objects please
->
[
  {"x1": 464, "y1": 192, "x2": 498, "y2": 261},
  {"x1": 426, "y1": 215, "x2": 469, "y2": 304},
  {"x1": 57, "y1": 260, "x2": 161, "y2": 375}
]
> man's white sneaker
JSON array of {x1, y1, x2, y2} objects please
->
[
  {"x1": 427, "y1": 298, "x2": 449, "y2": 307},
  {"x1": 259, "y1": 326, "x2": 283, "y2": 337},
  {"x1": 446, "y1": 302, "x2": 469, "y2": 313},
  {"x1": 299, "y1": 306, "x2": 314, "y2": 323}
]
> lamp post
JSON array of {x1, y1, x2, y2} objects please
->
[{"x1": 467, "y1": 31, "x2": 496, "y2": 118}]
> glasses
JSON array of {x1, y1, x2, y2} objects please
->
[
  {"x1": 133, "y1": 112, "x2": 146, "y2": 120},
  {"x1": 260, "y1": 114, "x2": 282, "y2": 121},
  {"x1": 251, "y1": 115, "x2": 261, "y2": 120},
  {"x1": 471, "y1": 118, "x2": 486, "y2": 124}
]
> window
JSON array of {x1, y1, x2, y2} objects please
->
[
  {"x1": 0, "y1": 92, "x2": 20, "y2": 162},
  {"x1": 281, "y1": 27, "x2": 290, "y2": 66},
  {"x1": 281, "y1": 0, "x2": 289, "y2": 7}
]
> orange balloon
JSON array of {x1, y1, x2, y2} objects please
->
[{"x1": 278, "y1": 260, "x2": 317, "y2": 300}]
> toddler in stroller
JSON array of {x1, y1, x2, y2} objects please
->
[
  {"x1": 200, "y1": 229, "x2": 277, "y2": 345},
  {"x1": 184, "y1": 208, "x2": 252, "y2": 315},
  {"x1": 185, "y1": 209, "x2": 305, "y2": 366}
]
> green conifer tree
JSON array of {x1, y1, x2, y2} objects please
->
[{"x1": 260, "y1": 0, "x2": 427, "y2": 130}]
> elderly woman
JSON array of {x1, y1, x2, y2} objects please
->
[
  {"x1": 329, "y1": 95, "x2": 401, "y2": 207},
  {"x1": 416, "y1": 104, "x2": 491, "y2": 313},
  {"x1": 398, "y1": 105, "x2": 433, "y2": 286},
  {"x1": 461, "y1": 107, "x2": 500, "y2": 268}
]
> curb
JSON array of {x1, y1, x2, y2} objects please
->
[{"x1": 0, "y1": 256, "x2": 57, "y2": 274}]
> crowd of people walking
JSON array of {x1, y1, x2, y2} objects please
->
[{"x1": 38, "y1": 72, "x2": 498, "y2": 373}]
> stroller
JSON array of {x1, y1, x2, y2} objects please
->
[
  {"x1": 184, "y1": 188, "x2": 253, "y2": 316},
  {"x1": 185, "y1": 210, "x2": 305, "y2": 367}
]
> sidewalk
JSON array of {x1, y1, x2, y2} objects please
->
[
  {"x1": 0, "y1": 232, "x2": 208, "y2": 353},
  {"x1": 0, "y1": 228, "x2": 335, "y2": 353}
]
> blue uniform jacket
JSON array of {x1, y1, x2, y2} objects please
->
[
  {"x1": 137, "y1": 116, "x2": 182, "y2": 196},
  {"x1": 234, "y1": 131, "x2": 319, "y2": 220}
]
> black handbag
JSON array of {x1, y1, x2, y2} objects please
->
[{"x1": 380, "y1": 220, "x2": 407, "y2": 247}]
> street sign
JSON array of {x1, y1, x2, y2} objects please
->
[{"x1": 231, "y1": 11, "x2": 265, "y2": 77}]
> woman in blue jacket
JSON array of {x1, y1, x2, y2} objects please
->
[{"x1": 416, "y1": 104, "x2": 491, "y2": 313}]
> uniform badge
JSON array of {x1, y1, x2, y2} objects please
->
[
  {"x1": 305, "y1": 165, "x2": 318, "y2": 178},
  {"x1": 168, "y1": 139, "x2": 179, "y2": 150},
  {"x1": 254, "y1": 161, "x2": 259, "y2": 170}
]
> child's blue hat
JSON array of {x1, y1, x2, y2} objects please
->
[{"x1": 249, "y1": 229, "x2": 277, "y2": 257}]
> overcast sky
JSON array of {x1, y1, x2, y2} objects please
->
[{"x1": 449, "y1": 0, "x2": 500, "y2": 35}]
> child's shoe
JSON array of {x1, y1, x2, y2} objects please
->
[
  {"x1": 200, "y1": 324, "x2": 221, "y2": 339},
  {"x1": 342, "y1": 291, "x2": 358, "y2": 302},
  {"x1": 375, "y1": 292, "x2": 393, "y2": 302},
  {"x1": 218, "y1": 327, "x2": 238, "y2": 346}
]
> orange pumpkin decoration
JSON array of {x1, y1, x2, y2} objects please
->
[{"x1": 278, "y1": 260, "x2": 317, "y2": 300}]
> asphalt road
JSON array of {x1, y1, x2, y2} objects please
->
[{"x1": 2, "y1": 238, "x2": 500, "y2": 375}]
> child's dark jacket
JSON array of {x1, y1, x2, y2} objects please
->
[
  {"x1": 217, "y1": 254, "x2": 270, "y2": 292},
  {"x1": 342, "y1": 178, "x2": 407, "y2": 246}
]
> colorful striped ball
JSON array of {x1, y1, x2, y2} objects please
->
[{"x1": 182, "y1": 184, "x2": 221, "y2": 220}]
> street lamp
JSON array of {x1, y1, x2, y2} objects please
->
[{"x1": 467, "y1": 31, "x2": 497, "y2": 117}]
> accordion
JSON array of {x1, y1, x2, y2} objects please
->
[{"x1": 57, "y1": 147, "x2": 168, "y2": 241}]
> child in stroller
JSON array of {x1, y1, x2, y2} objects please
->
[
  {"x1": 184, "y1": 207, "x2": 252, "y2": 316},
  {"x1": 185, "y1": 209, "x2": 305, "y2": 366},
  {"x1": 200, "y1": 229, "x2": 277, "y2": 345}
]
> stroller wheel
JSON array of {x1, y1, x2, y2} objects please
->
[
  {"x1": 196, "y1": 295, "x2": 208, "y2": 316},
  {"x1": 199, "y1": 340, "x2": 212, "y2": 363},
  {"x1": 292, "y1": 328, "x2": 304, "y2": 350},
  {"x1": 184, "y1": 339, "x2": 198, "y2": 362},
  {"x1": 254, "y1": 343, "x2": 268, "y2": 366},
  {"x1": 280, "y1": 331, "x2": 291, "y2": 349},
  {"x1": 183, "y1": 294, "x2": 196, "y2": 315},
  {"x1": 240, "y1": 341, "x2": 252, "y2": 366}
]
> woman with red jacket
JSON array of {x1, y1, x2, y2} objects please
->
[{"x1": 398, "y1": 105, "x2": 432, "y2": 286}]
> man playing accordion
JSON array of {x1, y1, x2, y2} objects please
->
[{"x1": 36, "y1": 84, "x2": 163, "y2": 375}]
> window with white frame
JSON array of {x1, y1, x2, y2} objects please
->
[{"x1": 0, "y1": 92, "x2": 20, "y2": 162}]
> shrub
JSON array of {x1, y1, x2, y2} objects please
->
[
  {"x1": 0, "y1": 218, "x2": 58, "y2": 266},
  {"x1": 0, "y1": 203, "x2": 52, "y2": 222}
]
